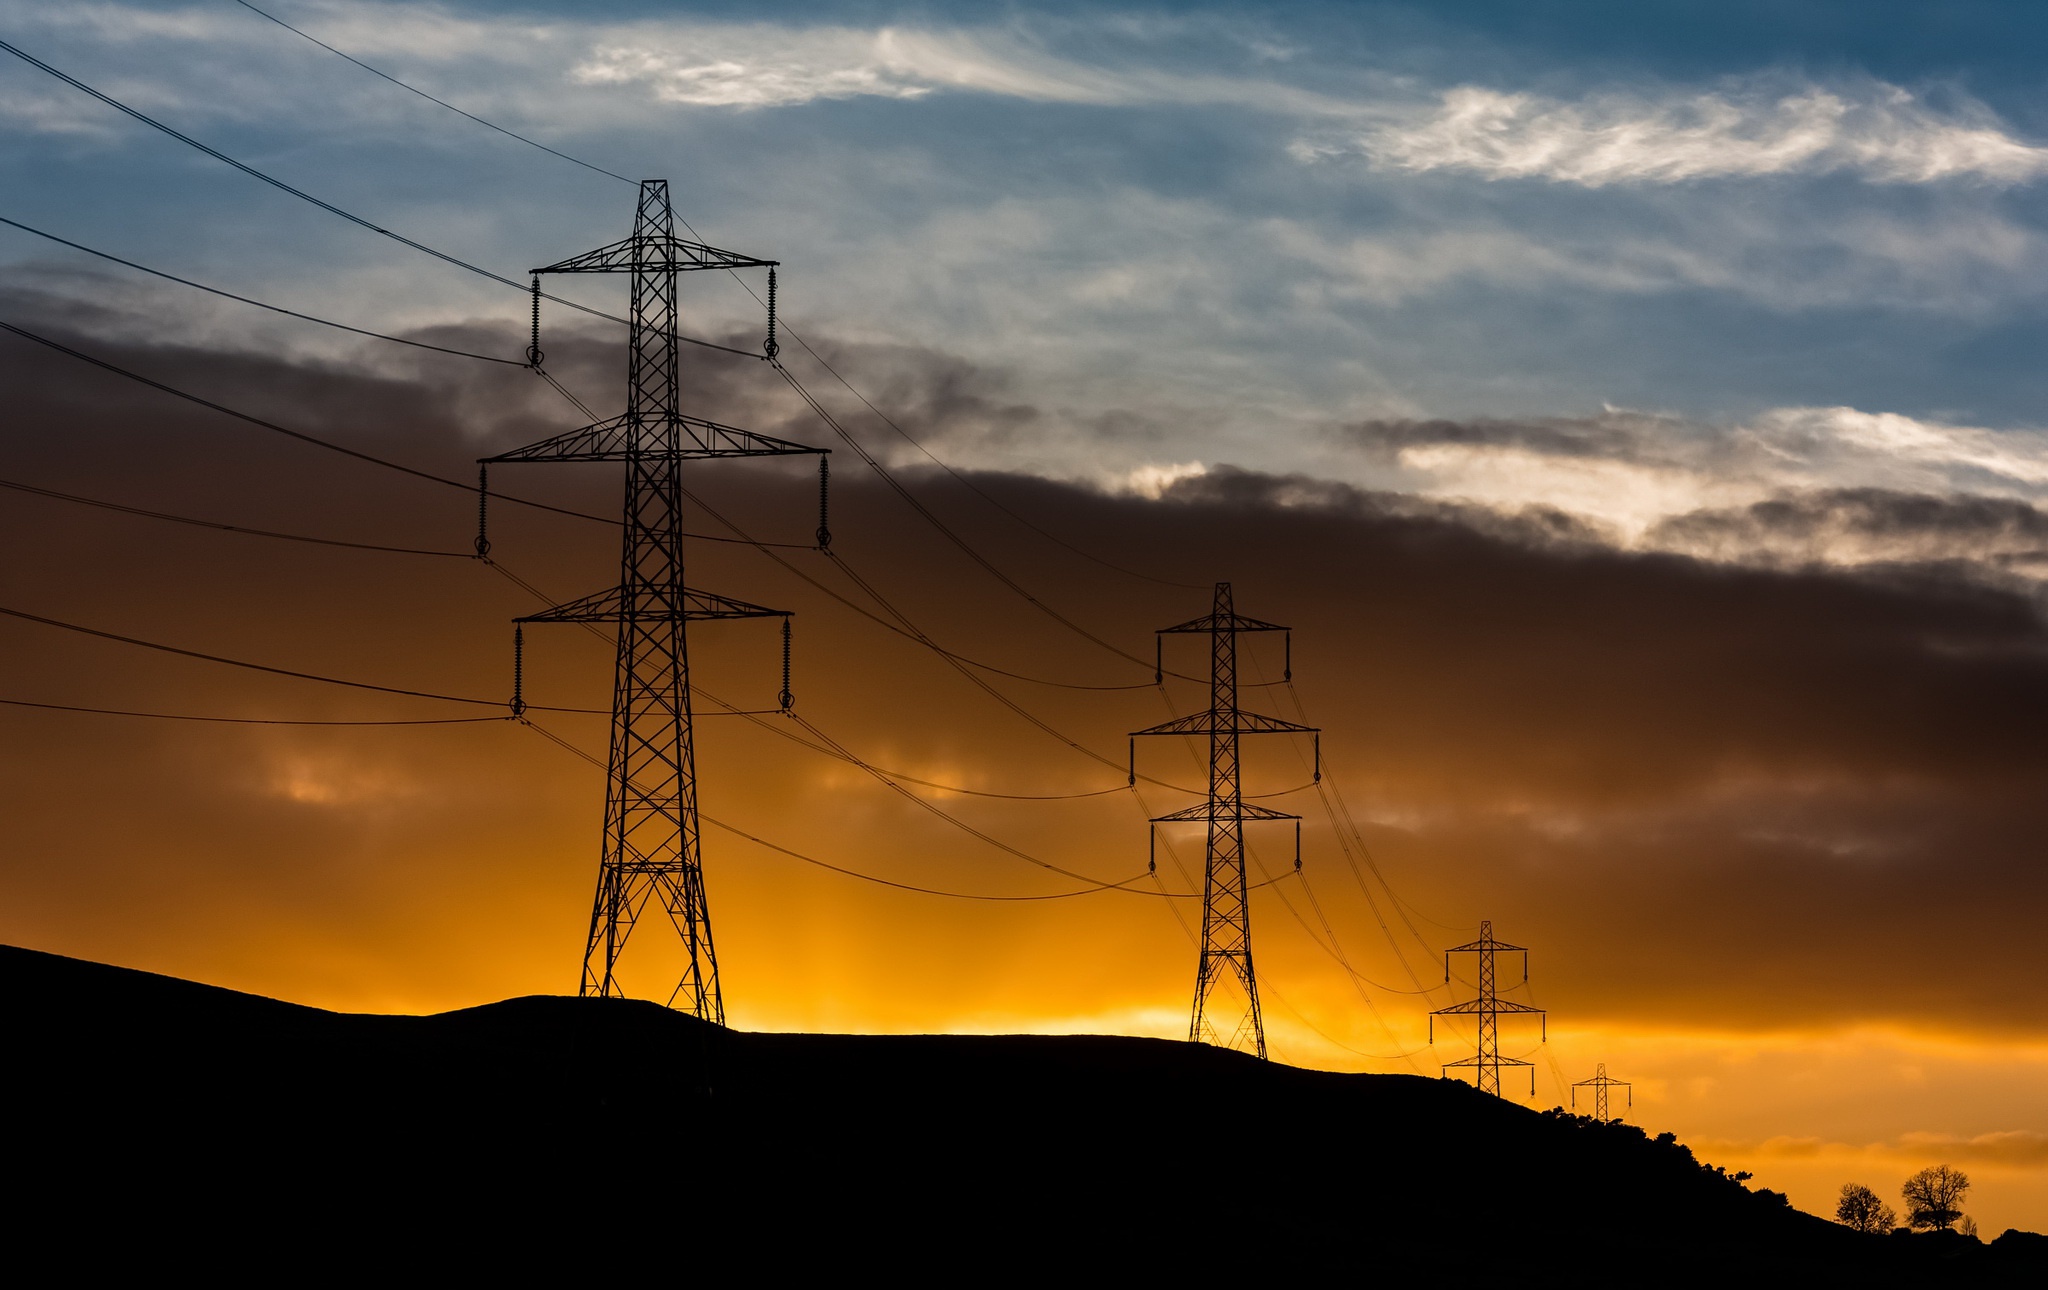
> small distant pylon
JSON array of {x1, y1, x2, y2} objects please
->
[
  {"x1": 1572, "y1": 1062, "x2": 1632, "y2": 1121},
  {"x1": 1430, "y1": 919, "x2": 1547, "y2": 1097},
  {"x1": 1129, "y1": 581, "x2": 1318, "y2": 1060}
]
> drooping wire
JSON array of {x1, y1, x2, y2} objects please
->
[
  {"x1": 0, "y1": 317, "x2": 611, "y2": 526},
  {"x1": 0, "y1": 39, "x2": 757, "y2": 360},
  {"x1": 518, "y1": 714, "x2": 1149, "y2": 902},
  {"x1": 0, "y1": 214, "x2": 522, "y2": 365},
  {"x1": 231, "y1": 0, "x2": 638, "y2": 187},
  {"x1": 0, "y1": 475, "x2": 470, "y2": 558},
  {"x1": 0, "y1": 696, "x2": 505, "y2": 726},
  {"x1": 674, "y1": 476, "x2": 1159, "y2": 692},
  {"x1": 770, "y1": 357, "x2": 1209, "y2": 682},
  {"x1": 0, "y1": 602, "x2": 596, "y2": 712}
]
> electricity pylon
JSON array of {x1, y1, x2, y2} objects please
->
[
  {"x1": 1431, "y1": 920, "x2": 1547, "y2": 1097},
  {"x1": 1572, "y1": 1062, "x2": 1631, "y2": 1121},
  {"x1": 483, "y1": 179, "x2": 825, "y2": 1018},
  {"x1": 1130, "y1": 581, "x2": 1318, "y2": 1060}
]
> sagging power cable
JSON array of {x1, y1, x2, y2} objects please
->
[
  {"x1": 232, "y1": 0, "x2": 637, "y2": 187},
  {"x1": 0, "y1": 38, "x2": 756, "y2": 361},
  {"x1": 0, "y1": 214, "x2": 522, "y2": 365},
  {"x1": 0, "y1": 475, "x2": 471, "y2": 558}
]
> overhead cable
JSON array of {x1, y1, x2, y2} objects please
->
[
  {"x1": 0, "y1": 319, "x2": 809, "y2": 551},
  {"x1": 521, "y1": 715, "x2": 1168, "y2": 902},
  {"x1": 0, "y1": 696, "x2": 505, "y2": 725},
  {"x1": 0, "y1": 317, "x2": 610, "y2": 524},
  {"x1": 0, "y1": 475, "x2": 471, "y2": 558},
  {"x1": 0, "y1": 214, "x2": 522, "y2": 365},
  {"x1": 0, "y1": 39, "x2": 757, "y2": 360},
  {"x1": 231, "y1": 0, "x2": 637, "y2": 187}
]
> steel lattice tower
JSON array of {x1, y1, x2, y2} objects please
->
[
  {"x1": 1572, "y1": 1062, "x2": 1632, "y2": 1121},
  {"x1": 1130, "y1": 582, "x2": 1317, "y2": 1059},
  {"x1": 484, "y1": 180, "x2": 824, "y2": 1017},
  {"x1": 1431, "y1": 920, "x2": 1547, "y2": 1097}
]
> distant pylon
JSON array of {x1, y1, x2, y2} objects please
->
[
  {"x1": 483, "y1": 180, "x2": 826, "y2": 1017},
  {"x1": 1431, "y1": 919, "x2": 1547, "y2": 1097},
  {"x1": 1572, "y1": 1062, "x2": 1631, "y2": 1121},
  {"x1": 1129, "y1": 581, "x2": 1318, "y2": 1059}
]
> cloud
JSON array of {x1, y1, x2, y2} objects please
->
[
  {"x1": 1325, "y1": 81, "x2": 2048, "y2": 187},
  {"x1": 1336, "y1": 407, "x2": 2048, "y2": 574}
]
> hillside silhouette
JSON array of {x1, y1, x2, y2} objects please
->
[{"x1": 7, "y1": 944, "x2": 2041, "y2": 1279}]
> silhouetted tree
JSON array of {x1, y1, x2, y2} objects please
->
[
  {"x1": 1902, "y1": 1165, "x2": 1970, "y2": 1231},
  {"x1": 1837, "y1": 1183, "x2": 1896, "y2": 1233}
]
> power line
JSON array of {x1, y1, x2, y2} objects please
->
[
  {"x1": 0, "y1": 601, "x2": 596, "y2": 712},
  {"x1": 0, "y1": 475, "x2": 471, "y2": 558},
  {"x1": 0, "y1": 214, "x2": 522, "y2": 365},
  {"x1": 0, "y1": 38, "x2": 759, "y2": 361},
  {"x1": 772, "y1": 358, "x2": 1215, "y2": 681},
  {"x1": 231, "y1": 0, "x2": 637, "y2": 187},
  {"x1": 0, "y1": 696, "x2": 504, "y2": 725},
  {"x1": 0, "y1": 317, "x2": 612, "y2": 525},
  {"x1": 520, "y1": 715, "x2": 1154, "y2": 902}
]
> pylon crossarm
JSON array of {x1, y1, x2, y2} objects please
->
[
  {"x1": 483, "y1": 414, "x2": 824, "y2": 463},
  {"x1": 1430, "y1": 998, "x2": 1543, "y2": 1016},
  {"x1": 1130, "y1": 709, "x2": 1317, "y2": 737},
  {"x1": 1149, "y1": 802, "x2": 1300, "y2": 823},
  {"x1": 534, "y1": 235, "x2": 776, "y2": 274},
  {"x1": 1158, "y1": 610, "x2": 1290, "y2": 636},
  {"x1": 518, "y1": 585, "x2": 789, "y2": 623},
  {"x1": 1443, "y1": 1055, "x2": 1533, "y2": 1068},
  {"x1": 1446, "y1": 933, "x2": 1528, "y2": 954}
]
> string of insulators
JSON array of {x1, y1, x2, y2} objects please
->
[
  {"x1": 1154, "y1": 637, "x2": 1163, "y2": 685},
  {"x1": 778, "y1": 616, "x2": 793, "y2": 711},
  {"x1": 1312, "y1": 732, "x2": 1321, "y2": 782},
  {"x1": 764, "y1": 266, "x2": 779, "y2": 359},
  {"x1": 1148, "y1": 825, "x2": 1156, "y2": 874},
  {"x1": 816, "y1": 455, "x2": 832, "y2": 550},
  {"x1": 473, "y1": 464, "x2": 490, "y2": 557},
  {"x1": 510, "y1": 623, "x2": 526, "y2": 717},
  {"x1": 1127, "y1": 737, "x2": 1136, "y2": 787},
  {"x1": 526, "y1": 276, "x2": 544, "y2": 367},
  {"x1": 1284, "y1": 631, "x2": 1292, "y2": 681},
  {"x1": 1294, "y1": 819, "x2": 1302, "y2": 872}
]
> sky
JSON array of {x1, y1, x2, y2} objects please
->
[{"x1": 3, "y1": 0, "x2": 2047, "y2": 1236}]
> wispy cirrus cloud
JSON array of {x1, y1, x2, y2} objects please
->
[{"x1": 1304, "y1": 82, "x2": 2048, "y2": 187}]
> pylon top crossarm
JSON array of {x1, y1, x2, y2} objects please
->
[
  {"x1": 532, "y1": 235, "x2": 776, "y2": 275},
  {"x1": 1445, "y1": 930, "x2": 1528, "y2": 955}
]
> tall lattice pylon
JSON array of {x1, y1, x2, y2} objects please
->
[
  {"x1": 1572, "y1": 1062, "x2": 1632, "y2": 1121},
  {"x1": 1431, "y1": 920, "x2": 1547, "y2": 1097},
  {"x1": 1130, "y1": 582, "x2": 1318, "y2": 1059},
  {"x1": 484, "y1": 180, "x2": 825, "y2": 1018}
]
